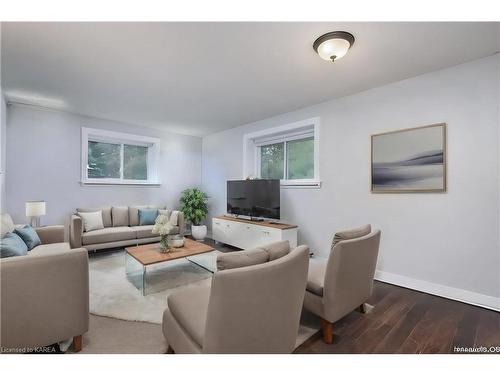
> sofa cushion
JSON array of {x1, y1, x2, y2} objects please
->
[
  {"x1": 0, "y1": 232, "x2": 28, "y2": 258},
  {"x1": 129, "y1": 206, "x2": 165, "y2": 226},
  {"x1": 14, "y1": 225, "x2": 42, "y2": 250},
  {"x1": 82, "y1": 226, "x2": 136, "y2": 245},
  {"x1": 78, "y1": 211, "x2": 105, "y2": 232},
  {"x1": 307, "y1": 258, "x2": 327, "y2": 296},
  {"x1": 158, "y1": 209, "x2": 171, "y2": 219},
  {"x1": 129, "y1": 206, "x2": 148, "y2": 226},
  {"x1": 0, "y1": 213, "x2": 15, "y2": 238},
  {"x1": 216, "y1": 248, "x2": 270, "y2": 271},
  {"x1": 132, "y1": 225, "x2": 154, "y2": 239},
  {"x1": 139, "y1": 209, "x2": 158, "y2": 226},
  {"x1": 261, "y1": 240, "x2": 290, "y2": 261},
  {"x1": 112, "y1": 206, "x2": 129, "y2": 227},
  {"x1": 167, "y1": 281, "x2": 211, "y2": 346},
  {"x1": 131, "y1": 225, "x2": 179, "y2": 239},
  {"x1": 29, "y1": 242, "x2": 71, "y2": 255},
  {"x1": 169, "y1": 210, "x2": 179, "y2": 225},
  {"x1": 77, "y1": 207, "x2": 112, "y2": 227},
  {"x1": 331, "y1": 224, "x2": 371, "y2": 248}
]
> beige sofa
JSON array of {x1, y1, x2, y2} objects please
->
[
  {"x1": 163, "y1": 241, "x2": 310, "y2": 353},
  {"x1": 0, "y1": 214, "x2": 89, "y2": 352},
  {"x1": 70, "y1": 205, "x2": 185, "y2": 251}
]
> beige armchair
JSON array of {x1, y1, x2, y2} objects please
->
[
  {"x1": 1, "y1": 214, "x2": 89, "y2": 352},
  {"x1": 303, "y1": 225, "x2": 381, "y2": 344},
  {"x1": 163, "y1": 242, "x2": 310, "y2": 353}
]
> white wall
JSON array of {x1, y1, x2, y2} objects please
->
[
  {"x1": 1, "y1": 23, "x2": 6, "y2": 214},
  {"x1": 0, "y1": 96, "x2": 6, "y2": 214},
  {"x1": 202, "y1": 54, "x2": 500, "y2": 309},
  {"x1": 6, "y1": 105, "x2": 202, "y2": 228}
]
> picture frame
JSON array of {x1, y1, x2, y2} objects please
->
[{"x1": 371, "y1": 123, "x2": 447, "y2": 193}]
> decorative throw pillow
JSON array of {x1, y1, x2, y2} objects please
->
[
  {"x1": 217, "y1": 248, "x2": 270, "y2": 271},
  {"x1": 78, "y1": 211, "x2": 104, "y2": 232},
  {"x1": 0, "y1": 213, "x2": 15, "y2": 238},
  {"x1": 138, "y1": 209, "x2": 158, "y2": 226},
  {"x1": 77, "y1": 207, "x2": 112, "y2": 227},
  {"x1": 0, "y1": 232, "x2": 28, "y2": 258},
  {"x1": 158, "y1": 209, "x2": 171, "y2": 219},
  {"x1": 112, "y1": 206, "x2": 129, "y2": 227},
  {"x1": 331, "y1": 224, "x2": 371, "y2": 248},
  {"x1": 169, "y1": 210, "x2": 179, "y2": 226},
  {"x1": 14, "y1": 225, "x2": 42, "y2": 250}
]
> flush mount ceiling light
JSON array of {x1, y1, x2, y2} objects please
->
[{"x1": 313, "y1": 31, "x2": 355, "y2": 62}]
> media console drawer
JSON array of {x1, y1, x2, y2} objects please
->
[{"x1": 212, "y1": 217, "x2": 298, "y2": 250}]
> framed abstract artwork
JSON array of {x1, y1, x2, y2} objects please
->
[{"x1": 371, "y1": 123, "x2": 447, "y2": 193}]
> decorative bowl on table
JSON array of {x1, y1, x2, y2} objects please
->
[{"x1": 168, "y1": 235, "x2": 185, "y2": 248}]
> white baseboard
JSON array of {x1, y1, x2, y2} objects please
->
[{"x1": 374, "y1": 270, "x2": 500, "y2": 312}]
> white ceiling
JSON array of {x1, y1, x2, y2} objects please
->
[{"x1": 2, "y1": 22, "x2": 499, "y2": 136}]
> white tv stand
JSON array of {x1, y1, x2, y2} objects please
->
[{"x1": 212, "y1": 216, "x2": 298, "y2": 250}]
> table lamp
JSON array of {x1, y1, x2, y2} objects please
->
[{"x1": 26, "y1": 201, "x2": 46, "y2": 227}]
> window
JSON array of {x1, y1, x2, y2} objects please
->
[
  {"x1": 259, "y1": 137, "x2": 315, "y2": 180},
  {"x1": 82, "y1": 128, "x2": 160, "y2": 185},
  {"x1": 260, "y1": 142, "x2": 284, "y2": 179},
  {"x1": 286, "y1": 137, "x2": 314, "y2": 179},
  {"x1": 243, "y1": 118, "x2": 320, "y2": 187}
]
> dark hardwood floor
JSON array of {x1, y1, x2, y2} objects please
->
[{"x1": 295, "y1": 281, "x2": 500, "y2": 354}]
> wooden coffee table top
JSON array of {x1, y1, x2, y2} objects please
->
[{"x1": 125, "y1": 238, "x2": 215, "y2": 266}]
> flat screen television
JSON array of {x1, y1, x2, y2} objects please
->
[{"x1": 227, "y1": 179, "x2": 280, "y2": 220}]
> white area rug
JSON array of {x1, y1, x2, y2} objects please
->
[{"x1": 89, "y1": 250, "x2": 320, "y2": 348}]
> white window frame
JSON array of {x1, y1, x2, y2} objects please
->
[
  {"x1": 243, "y1": 117, "x2": 321, "y2": 188},
  {"x1": 81, "y1": 127, "x2": 161, "y2": 185}
]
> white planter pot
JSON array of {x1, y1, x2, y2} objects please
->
[{"x1": 191, "y1": 225, "x2": 207, "y2": 241}]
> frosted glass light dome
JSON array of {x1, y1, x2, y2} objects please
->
[{"x1": 313, "y1": 31, "x2": 355, "y2": 62}]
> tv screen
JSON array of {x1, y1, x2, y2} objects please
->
[{"x1": 227, "y1": 179, "x2": 280, "y2": 219}]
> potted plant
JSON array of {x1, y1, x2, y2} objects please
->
[{"x1": 180, "y1": 188, "x2": 209, "y2": 241}]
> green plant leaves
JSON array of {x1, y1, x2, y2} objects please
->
[{"x1": 180, "y1": 188, "x2": 208, "y2": 226}]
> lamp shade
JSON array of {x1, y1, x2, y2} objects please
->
[
  {"x1": 313, "y1": 31, "x2": 355, "y2": 62},
  {"x1": 26, "y1": 201, "x2": 46, "y2": 217}
]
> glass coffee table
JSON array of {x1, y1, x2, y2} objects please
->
[{"x1": 125, "y1": 238, "x2": 215, "y2": 295}]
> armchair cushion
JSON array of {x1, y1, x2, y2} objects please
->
[
  {"x1": 30, "y1": 243, "x2": 71, "y2": 254},
  {"x1": 261, "y1": 240, "x2": 290, "y2": 261},
  {"x1": 0, "y1": 232, "x2": 28, "y2": 258},
  {"x1": 216, "y1": 248, "x2": 269, "y2": 271},
  {"x1": 307, "y1": 258, "x2": 327, "y2": 296},
  {"x1": 331, "y1": 224, "x2": 371, "y2": 248},
  {"x1": 167, "y1": 282, "x2": 211, "y2": 346},
  {"x1": 14, "y1": 225, "x2": 41, "y2": 250},
  {"x1": 35, "y1": 225, "x2": 65, "y2": 244}
]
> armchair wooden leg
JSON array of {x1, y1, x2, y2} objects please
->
[
  {"x1": 166, "y1": 345, "x2": 175, "y2": 354},
  {"x1": 73, "y1": 335, "x2": 82, "y2": 352},
  {"x1": 356, "y1": 303, "x2": 367, "y2": 314},
  {"x1": 321, "y1": 319, "x2": 333, "y2": 344}
]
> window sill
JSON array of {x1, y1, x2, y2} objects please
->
[
  {"x1": 81, "y1": 180, "x2": 161, "y2": 186},
  {"x1": 280, "y1": 180, "x2": 321, "y2": 189}
]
